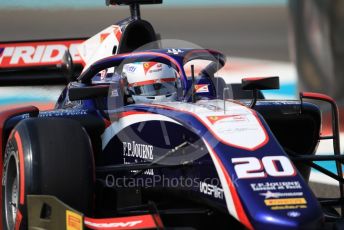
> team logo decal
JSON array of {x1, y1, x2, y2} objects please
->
[
  {"x1": 114, "y1": 28, "x2": 122, "y2": 41},
  {"x1": 100, "y1": 33, "x2": 110, "y2": 42},
  {"x1": 194, "y1": 84, "x2": 209, "y2": 93},
  {"x1": 143, "y1": 62, "x2": 157, "y2": 75},
  {"x1": 206, "y1": 115, "x2": 246, "y2": 125},
  {"x1": 167, "y1": 49, "x2": 184, "y2": 55},
  {"x1": 287, "y1": 211, "x2": 301, "y2": 218}
]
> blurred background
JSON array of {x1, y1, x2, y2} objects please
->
[
  {"x1": 1, "y1": 0, "x2": 344, "y2": 195},
  {"x1": 0, "y1": 0, "x2": 289, "y2": 61},
  {"x1": 0, "y1": 0, "x2": 295, "y2": 100}
]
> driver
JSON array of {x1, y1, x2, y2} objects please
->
[{"x1": 121, "y1": 62, "x2": 179, "y2": 104}]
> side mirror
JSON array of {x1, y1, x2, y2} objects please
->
[
  {"x1": 242, "y1": 76, "x2": 280, "y2": 91},
  {"x1": 69, "y1": 85, "x2": 110, "y2": 101},
  {"x1": 241, "y1": 76, "x2": 279, "y2": 107},
  {"x1": 106, "y1": 0, "x2": 162, "y2": 5},
  {"x1": 61, "y1": 50, "x2": 76, "y2": 83}
]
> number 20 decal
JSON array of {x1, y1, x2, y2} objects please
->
[{"x1": 232, "y1": 156, "x2": 296, "y2": 179}]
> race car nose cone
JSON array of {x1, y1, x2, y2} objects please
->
[{"x1": 254, "y1": 212, "x2": 324, "y2": 230}]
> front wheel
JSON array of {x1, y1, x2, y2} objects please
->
[
  {"x1": 2, "y1": 118, "x2": 95, "y2": 230},
  {"x1": 2, "y1": 142, "x2": 20, "y2": 230}
]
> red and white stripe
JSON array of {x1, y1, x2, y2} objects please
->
[{"x1": 203, "y1": 139, "x2": 253, "y2": 230}]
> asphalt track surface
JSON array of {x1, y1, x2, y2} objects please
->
[{"x1": 0, "y1": 6, "x2": 339, "y2": 206}]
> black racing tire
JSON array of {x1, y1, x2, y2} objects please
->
[
  {"x1": 289, "y1": 0, "x2": 344, "y2": 104},
  {"x1": 2, "y1": 118, "x2": 94, "y2": 230}
]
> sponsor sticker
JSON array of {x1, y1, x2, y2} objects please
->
[
  {"x1": 123, "y1": 141, "x2": 154, "y2": 175},
  {"x1": 167, "y1": 49, "x2": 184, "y2": 55},
  {"x1": 197, "y1": 103, "x2": 222, "y2": 111},
  {"x1": 207, "y1": 115, "x2": 246, "y2": 125},
  {"x1": 271, "y1": 205, "x2": 307, "y2": 210},
  {"x1": 149, "y1": 67, "x2": 163, "y2": 74},
  {"x1": 39, "y1": 110, "x2": 88, "y2": 118},
  {"x1": 251, "y1": 181, "x2": 302, "y2": 192},
  {"x1": 66, "y1": 210, "x2": 83, "y2": 230},
  {"x1": 287, "y1": 211, "x2": 301, "y2": 218},
  {"x1": 264, "y1": 198, "x2": 306, "y2": 206},
  {"x1": 85, "y1": 220, "x2": 143, "y2": 229},
  {"x1": 84, "y1": 215, "x2": 156, "y2": 229},
  {"x1": 0, "y1": 40, "x2": 83, "y2": 68},
  {"x1": 123, "y1": 141, "x2": 154, "y2": 160},
  {"x1": 195, "y1": 84, "x2": 209, "y2": 93},
  {"x1": 263, "y1": 196, "x2": 307, "y2": 210},
  {"x1": 126, "y1": 65, "x2": 137, "y2": 73},
  {"x1": 143, "y1": 62, "x2": 157, "y2": 75},
  {"x1": 199, "y1": 181, "x2": 224, "y2": 200},
  {"x1": 123, "y1": 158, "x2": 154, "y2": 175},
  {"x1": 259, "y1": 191, "x2": 303, "y2": 199}
]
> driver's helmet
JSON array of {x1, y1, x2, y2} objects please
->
[{"x1": 122, "y1": 62, "x2": 178, "y2": 103}]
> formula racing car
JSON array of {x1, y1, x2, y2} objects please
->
[{"x1": 1, "y1": 1, "x2": 344, "y2": 230}]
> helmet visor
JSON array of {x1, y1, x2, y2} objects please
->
[{"x1": 128, "y1": 78, "x2": 177, "y2": 96}]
